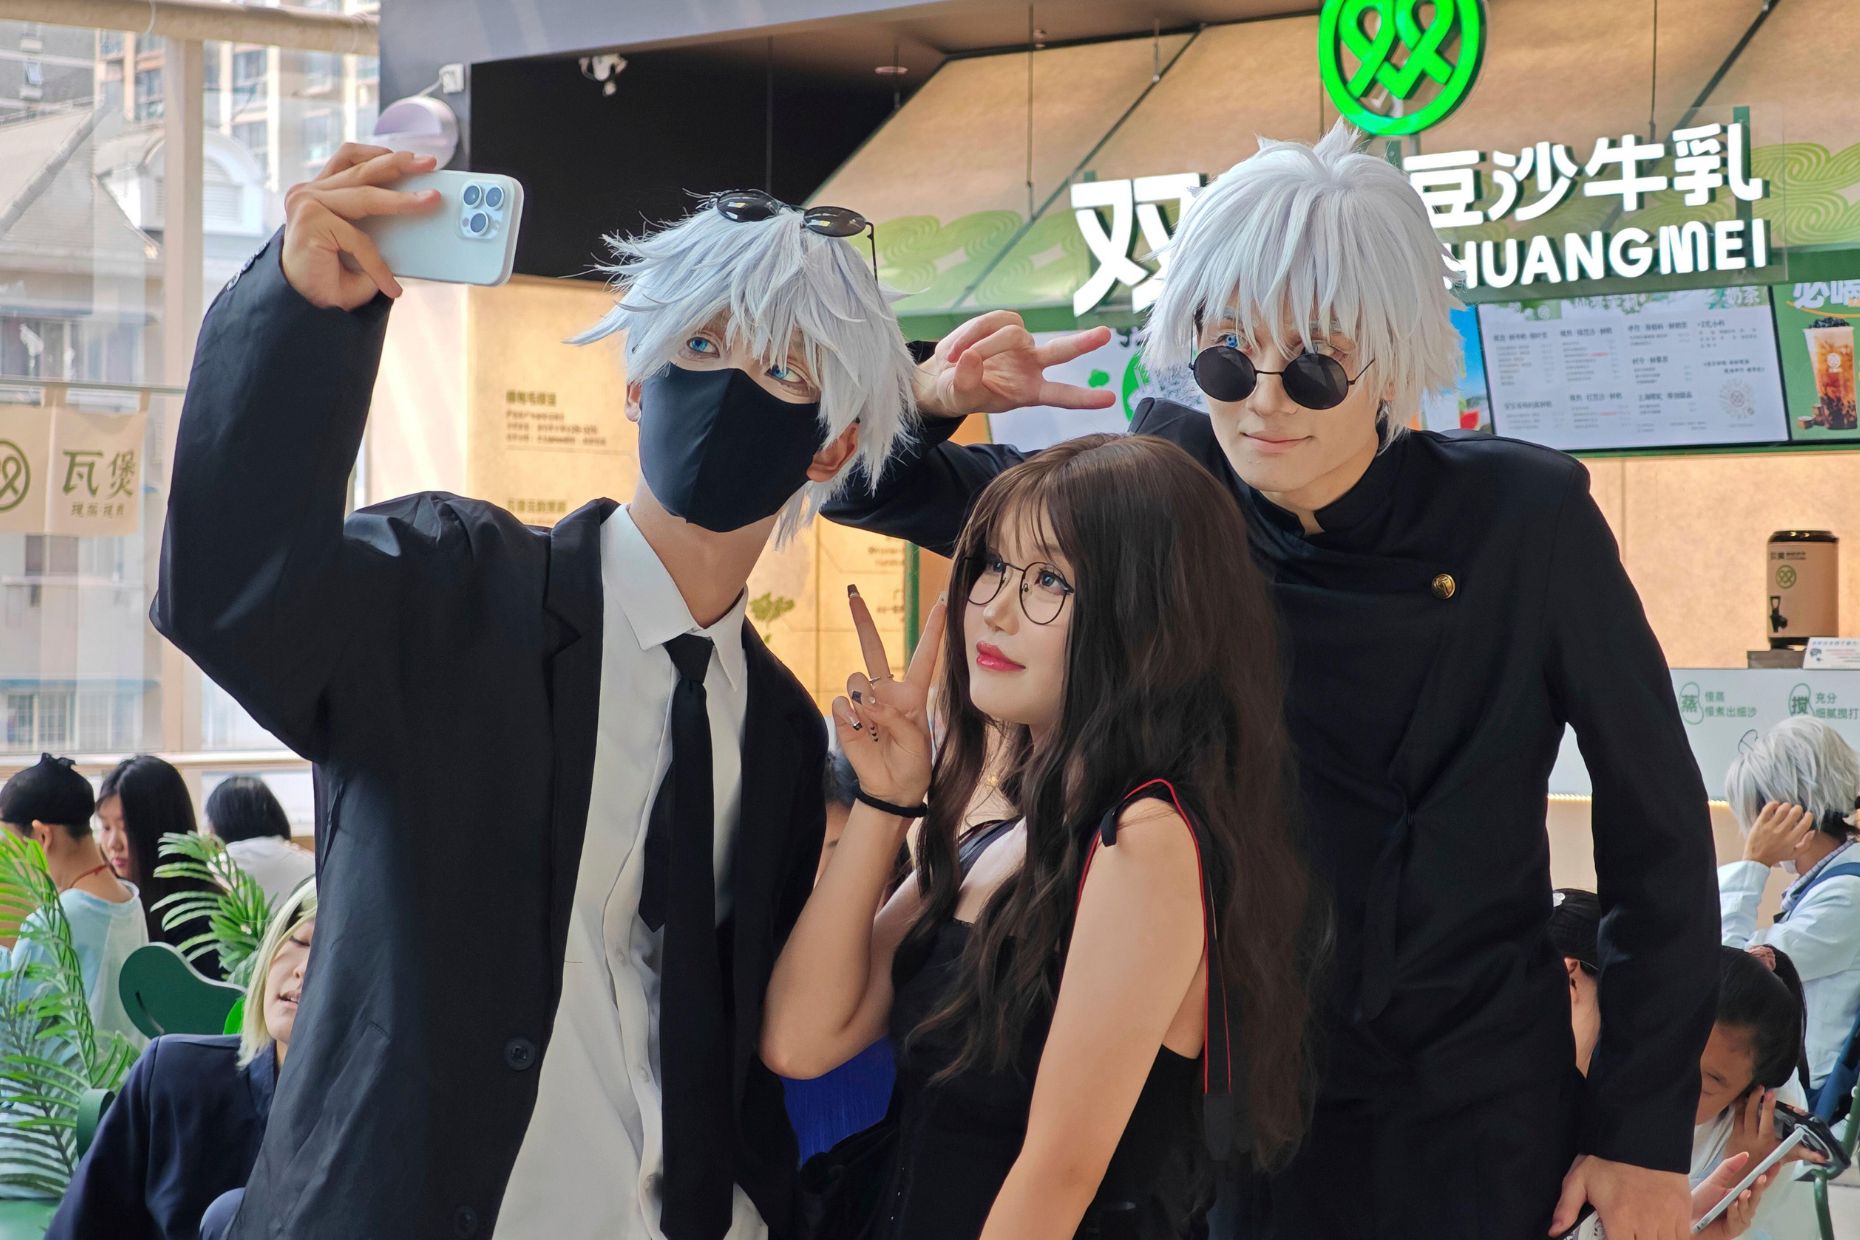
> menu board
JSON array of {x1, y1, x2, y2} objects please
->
[
  {"x1": 1480, "y1": 287, "x2": 1789, "y2": 452},
  {"x1": 1771, "y1": 280, "x2": 1860, "y2": 442}
]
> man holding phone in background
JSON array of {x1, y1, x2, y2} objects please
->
[{"x1": 153, "y1": 143, "x2": 1110, "y2": 1239}]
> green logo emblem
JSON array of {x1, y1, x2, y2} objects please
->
[
  {"x1": 1776, "y1": 565, "x2": 1798, "y2": 589},
  {"x1": 1319, "y1": 0, "x2": 1486, "y2": 136},
  {"x1": 0, "y1": 439, "x2": 28, "y2": 513}
]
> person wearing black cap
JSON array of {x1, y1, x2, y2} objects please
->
[
  {"x1": 0, "y1": 755, "x2": 148, "y2": 1048},
  {"x1": 1550, "y1": 888, "x2": 1605, "y2": 1077}
]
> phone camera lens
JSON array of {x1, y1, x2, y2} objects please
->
[
  {"x1": 462, "y1": 184, "x2": 483, "y2": 208},
  {"x1": 468, "y1": 212, "x2": 489, "y2": 236},
  {"x1": 484, "y1": 185, "x2": 505, "y2": 210}
]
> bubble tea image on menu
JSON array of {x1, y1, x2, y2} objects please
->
[{"x1": 1804, "y1": 318, "x2": 1858, "y2": 431}]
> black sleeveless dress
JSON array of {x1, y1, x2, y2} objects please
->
[{"x1": 872, "y1": 823, "x2": 1215, "y2": 1240}]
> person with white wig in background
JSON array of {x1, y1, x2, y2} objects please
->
[
  {"x1": 826, "y1": 122, "x2": 1718, "y2": 1240},
  {"x1": 1720, "y1": 715, "x2": 1860, "y2": 1114},
  {"x1": 150, "y1": 143, "x2": 1107, "y2": 1240}
]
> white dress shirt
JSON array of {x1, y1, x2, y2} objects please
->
[
  {"x1": 1720, "y1": 839, "x2": 1860, "y2": 1089},
  {"x1": 497, "y1": 506, "x2": 766, "y2": 1239}
]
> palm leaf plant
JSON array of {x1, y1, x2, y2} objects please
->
[
  {"x1": 0, "y1": 831, "x2": 136, "y2": 1197},
  {"x1": 153, "y1": 832, "x2": 275, "y2": 988}
]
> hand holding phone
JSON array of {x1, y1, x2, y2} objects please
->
[
  {"x1": 355, "y1": 169, "x2": 524, "y2": 287},
  {"x1": 280, "y1": 145, "x2": 443, "y2": 310}
]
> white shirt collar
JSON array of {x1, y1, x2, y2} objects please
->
[{"x1": 602, "y1": 505, "x2": 748, "y2": 692}]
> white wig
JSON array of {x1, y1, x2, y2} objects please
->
[
  {"x1": 1142, "y1": 121, "x2": 1462, "y2": 434},
  {"x1": 1724, "y1": 716, "x2": 1860, "y2": 836},
  {"x1": 571, "y1": 200, "x2": 918, "y2": 541}
]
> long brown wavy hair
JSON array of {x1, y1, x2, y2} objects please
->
[{"x1": 895, "y1": 433, "x2": 1323, "y2": 1168}]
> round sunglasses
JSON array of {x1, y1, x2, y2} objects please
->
[
  {"x1": 1192, "y1": 345, "x2": 1375, "y2": 411},
  {"x1": 713, "y1": 189, "x2": 878, "y2": 281}
]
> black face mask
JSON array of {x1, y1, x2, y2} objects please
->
[{"x1": 637, "y1": 363, "x2": 826, "y2": 532}]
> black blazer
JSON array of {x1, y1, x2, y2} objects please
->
[
  {"x1": 151, "y1": 234, "x2": 826, "y2": 1238},
  {"x1": 48, "y1": 1034, "x2": 274, "y2": 1240},
  {"x1": 824, "y1": 402, "x2": 1718, "y2": 1174}
]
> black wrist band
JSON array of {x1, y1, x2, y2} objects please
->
[{"x1": 856, "y1": 789, "x2": 929, "y2": 819}]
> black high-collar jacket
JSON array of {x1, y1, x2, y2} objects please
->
[{"x1": 825, "y1": 398, "x2": 1717, "y2": 1175}]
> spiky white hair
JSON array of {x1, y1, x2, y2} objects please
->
[
  {"x1": 1724, "y1": 715, "x2": 1860, "y2": 835},
  {"x1": 571, "y1": 200, "x2": 917, "y2": 541},
  {"x1": 1142, "y1": 121, "x2": 1462, "y2": 435}
]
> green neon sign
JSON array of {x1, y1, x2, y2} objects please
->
[{"x1": 1319, "y1": 0, "x2": 1485, "y2": 137}]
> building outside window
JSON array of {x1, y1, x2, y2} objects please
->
[
  {"x1": 133, "y1": 66, "x2": 160, "y2": 120},
  {"x1": 234, "y1": 118, "x2": 268, "y2": 164},
  {"x1": 302, "y1": 110, "x2": 337, "y2": 168}
]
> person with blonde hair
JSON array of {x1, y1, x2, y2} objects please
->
[
  {"x1": 827, "y1": 121, "x2": 1717, "y2": 1240},
  {"x1": 48, "y1": 880, "x2": 315, "y2": 1240}
]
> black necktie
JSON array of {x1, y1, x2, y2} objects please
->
[{"x1": 647, "y1": 634, "x2": 734, "y2": 1240}]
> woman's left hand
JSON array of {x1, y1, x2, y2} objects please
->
[
  {"x1": 1691, "y1": 1151, "x2": 1770, "y2": 1239},
  {"x1": 829, "y1": 589, "x2": 946, "y2": 807}
]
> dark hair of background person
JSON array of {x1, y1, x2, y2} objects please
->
[
  {"x1": 205, "y1": 776, "x2": 294, "y2": 845},
  {"x1": 1549, "y1": 888, "x2": 1602, "y2": 973},
  {"x1": 1718, "y1": 944, "x2": 1811, "y2": 1094},
  {"x1": 822, "y1": 749, "x2": 860, "y2": 811},
  {"x1": 99, "y1": 755, "x2": 221, "y2": 971},
  {"x1": 896, "y1": 432, "x2": 1326, "y2": 1170}
]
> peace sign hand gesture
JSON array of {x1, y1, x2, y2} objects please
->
[{"x1": 831, "y1": 587, "x2": 947, "y2": 809}]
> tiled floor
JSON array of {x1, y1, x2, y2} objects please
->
[{"x1": 1828, "y1": 1174, "x2": 1857, "y2": 1235}]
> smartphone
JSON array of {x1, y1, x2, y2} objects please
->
[{"x1": 355, "y1": 170, "x2": 524, "y2": 286}]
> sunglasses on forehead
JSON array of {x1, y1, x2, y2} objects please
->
[
  {"x1": 713, "y1": 189, "x2": 879, "y2": 282},
  {"x1": 1192, "y1": 344, "x2": 1376, "y2": 411}
]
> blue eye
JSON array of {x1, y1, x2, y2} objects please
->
[
  {"x1": 767, "y1": 362, "x2": 801, "y2": 384},
  {"x1": 686, "y1": 336, "x2": 717, "y2": 355},
  {"x1": 1217, "y1": 331, "x2": 1241, "y2": 350}
]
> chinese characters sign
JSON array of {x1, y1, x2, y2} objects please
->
[
  {"x1": 1070, "y1": 121, "x2": 1774, "y2": 313},
  {"x1": 1404, "y1": 124, "x2": 1772, "y2": 290},
  {"x1": 1318, "y1": 0, "x2": 1485, "y2": 137},
  {"x1": 1069, "y1": 174, "x2": 1203, "y2": 316},
  {"x1": 0, "y1": 407, "x2": 143, "y2": 536}
]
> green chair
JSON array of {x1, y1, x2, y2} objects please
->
[
  {"x1": 118, "y1": 944, "x2": 243, "y2": 1040},
  {"x1": 0, "y1": 1200, "x2": 57, "y2": 1240},
  {"x1": 1813, "y1": 1077, "x2": 1860, "y2": 1240}
]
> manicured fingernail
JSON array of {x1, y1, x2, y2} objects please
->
[
  {"x1": 851, "y1": 690, "x2": 863, "y2": 703},
  {"x1": 847, "y1": 584, "x2": 860, "y2": 598}
]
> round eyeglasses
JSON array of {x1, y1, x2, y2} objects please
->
[
  {"x1": 965, "y1": 554, "x2": 1074, "y2": 626},
  {"x1": 1192, "y1": 346, "x2": 1375, "y2": 411},
  {"x1": 713, "y1": 189, "x2": 878, "y2": 281}
]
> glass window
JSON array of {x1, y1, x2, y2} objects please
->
[
  {"x1": 98, "y1": 31, "x2": 122, "y2": 57},
  {"x1": 234, "y1": 119, "x2": 268, "y2": 164},
  {"x1": 23, "y1": 536, "x2": 78, "y2": 578},
  {"x1": 302, "y1": 51, "x2": 339, "y2": 93},
  {"x1": 234, "y1": 48, "x2": 266, "y2": 86},
  {"x1": 134, "y1": 67, "x2": 161, "y2": 121},
  {"x1": 302, "y1": 111, "x2": 337, "y2": 168},
  {"x1": 35, "y1": 691, "x2": 71, "y2": 752},
  {"x1": 3, "y1": 696, "x2": 33, "y2": 751},
  {"x1": 77, "y1": 690, "x2": 111, "y2": 748}
]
